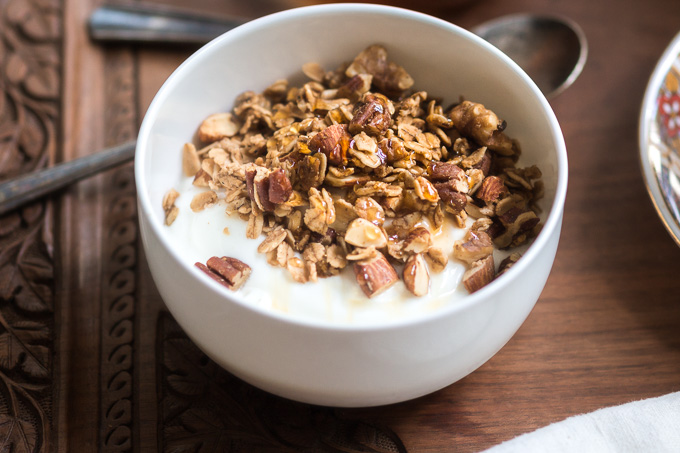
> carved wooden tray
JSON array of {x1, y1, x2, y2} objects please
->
[{"x1": 4, "y1": 0, "x2": 680, "y2": 452}]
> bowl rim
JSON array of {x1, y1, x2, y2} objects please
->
[{"x1": 135, "y1": 2, "x2": 569, "y2": 333}]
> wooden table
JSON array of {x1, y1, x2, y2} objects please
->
[{"x1": 2, "y1": 0, "x2": 680, "y2": 451}]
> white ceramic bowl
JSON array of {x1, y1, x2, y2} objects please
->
[{"x1": 136, "y1": 4, "x2": 568, "y2": 407}]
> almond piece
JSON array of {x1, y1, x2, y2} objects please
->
[
  {"x1": 403, "y1": 253, "x2": 430, "y2": 297},
  {"x1": 198, "y1": 112, "x2": 240, "y2": 143},
  {"x1": 453, "y1": 230, "x2": 494, "y2": 264},
  {"x1": 354, "y1": 197, "x2": 385, "y2": 226},
  {"x1": 466, "y1": 168, "x2": 486, "y2": 195},
  {"x1": 336, "y1": 74, "x2": 373, "y2": 100},
  {"x1": 349, "y1": 94, "x2": 392, "y2": 136},
  {"x1": 462, "y1": 255, "x2": 495, "y2": 293},
  {"x1": 427, "y1": 161, "x2": 465, "y2": 182},
  {"x1": 414, "y1": 176, "x2": 439, "y2": 202},
  {"x1": 353, "y1": 251, "x2": 398, "y2": 298},
  {"x1": 344, "y1": 218, "x2": 387, "y2": 248},
  {"x1": 308, "y1": 124, "x2": 351, "y2": 166},
  {"x1": 477, "y1": 176, "x2": 507, "y2": 202},
  {"x1": 433, "y1": 172, "x2": 468, "y2": 194},
  {"x1": 345, "y1": 45, "x2": 413, "y2": 95},
  {"x1": 182, "y1": 143, "x2": 201, "y2": 176},
  {"x1": 402, "y1": 227, "x2": 432, "y2": 254},
  {"x1": 436, "y1": 185, "x2": 467, "y2": 214}
]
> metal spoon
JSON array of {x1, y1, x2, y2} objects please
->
[
  {"x1": 0, "y1": 4, "x2": 587, "y2": 216},
  {"x1": 472, "y1": 13, "x2": 587, "y2": 99}
]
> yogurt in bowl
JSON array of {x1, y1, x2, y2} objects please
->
[
  {"x1": 163, "y1": 178, "x2": 472, "y2": 325},
  {"x1": 136, "y1": 4, "x2": 567, "y2": 407}
]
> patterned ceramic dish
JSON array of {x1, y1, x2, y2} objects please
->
[{"x1": 640, "y1": 32, "x2": 680, "y2": 246}]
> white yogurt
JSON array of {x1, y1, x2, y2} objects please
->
[{"x1": 166, "y1": 178, "x2": 476, "y2": 325}]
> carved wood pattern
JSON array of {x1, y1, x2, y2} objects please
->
[
  {"x1": 157, "y1": 312, "x2": 408, "y2": 453},
  {"x1": 0, "y1": 0, "x2": 59, "y2": 451},
  {"x1": 99, "y1": 49, "x2": 138, "y2": 452}
]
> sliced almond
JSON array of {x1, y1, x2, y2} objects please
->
[
  {"x1": 353, "y1": 251, "x2": 398, "y2": 298},
  {"x1": 308, "y1": 123, "x2": 351, "y2": 166},
  {"x1": 198, "y1": 112, "x2": 240, "y2": 143},
  {"x1": 354, "y1": 196, "x2": 385, "y2": 226},
  {"x1": 462, "y1": 255, "x2": 495, "y2": 293},
  {"x1": 344, "y1": 218, "x2": 387, "y2": 248},
  {"x1": 414, "y1": 176, "x2": 439, "y2": 202},
  {"x1": 403, "y1": 253, "x2": 430, "y2": 297}
]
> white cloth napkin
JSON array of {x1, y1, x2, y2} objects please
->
[{"x1": 483, "y1": 392, "x2": 680, "y2": 452}]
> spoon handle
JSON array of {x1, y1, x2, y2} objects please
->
[
  {"x1": 88, "y1": 3, "x2": 243, "y2": 44},
  {"x1": 0, "y1": 141, "x2": 136, "y2": 216}
]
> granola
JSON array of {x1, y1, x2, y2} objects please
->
[{"x1": 170, "y1": 45, "x2": 543, "y2": 298}]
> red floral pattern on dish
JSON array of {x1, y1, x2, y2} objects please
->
[{"x1": 659, "y1": 91, "x2": 680, "y2": 138}]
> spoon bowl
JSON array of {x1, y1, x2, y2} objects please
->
[{"x1": 472, "y1": 13, "x2": 588, "y2": 98}]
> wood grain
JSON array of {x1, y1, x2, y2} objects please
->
[{"x1": 1, "y1": 0, "x2": 680, "y2": 452}]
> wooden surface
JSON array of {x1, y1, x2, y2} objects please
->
[{"x1": 1, "y1": 0, "x2": 680, "y2": 451}]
